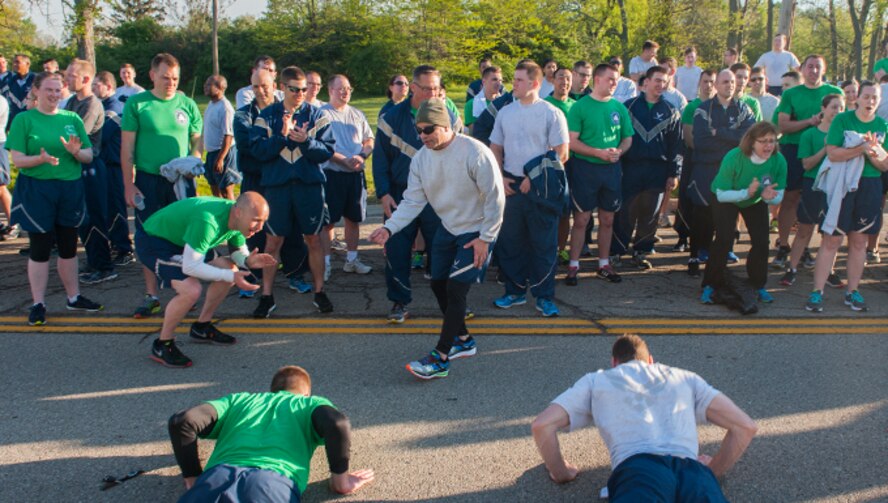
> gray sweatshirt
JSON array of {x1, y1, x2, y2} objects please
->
[{"x1": 383, "y1": 134, "x2": 505, "y2": 242}]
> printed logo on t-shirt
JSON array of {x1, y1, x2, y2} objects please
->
[
  {"x1": 175, "y1": 109, "x2": 188, "y2": 125},
  {"x1": 64, "y1": 125, "x2": 77, "y2": 137},
  {"x1": 610, "y1": 111, "x2": 621, "y2": 125}
]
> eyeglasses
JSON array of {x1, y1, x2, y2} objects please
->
[
  {"x1": 393, "y1": 81, "x2": 409, "y2": 86},
  {"x1": 285, "y1": 85, "x2": 308, "y2": 94},
  {"x1": 413, "y1": 83, "x2": 442, "y2": 94},
  {"x1": 755, "y1": 138, "x2": 777, "y2": 145},
  {"x1": 750, "y1": 77, "x2": 764, "y2": 82},
  {"x1": 415, "y1": 125, "x2": 439, "y2": 135}
]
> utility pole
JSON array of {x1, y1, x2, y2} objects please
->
[{"x1": 212, "y1": 0, "x2": 219, "y2": 75}]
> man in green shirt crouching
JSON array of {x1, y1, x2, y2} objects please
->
[
  {"x1": 135, "y1": 191, "x2": 276, "y2": 368},
  {"x1": 169, "y1": 365, "x2": 374, "y2": 500}
]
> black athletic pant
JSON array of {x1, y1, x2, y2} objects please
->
[
  {"x1": 689, "y1": 203, "x2": 714, "y2": 259},
  {"x1": 703, "y1": 201, "x2": 769, "y2": 290},
  {"x1": 430, "y1": 279, "x2": 470, "y2": 357}
]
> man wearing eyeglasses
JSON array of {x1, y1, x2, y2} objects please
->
[
  {"x1": 249, "y1": 66, "x2": 336, "y2": 316},
  {"x1": 235, "y1": 56, "x2": 285, "y2": 109},
  {"x1": 319, "y1": 74, "x2": 374, "y2": 280},
  {"x1": 305, "y1": 71, "x2": 325, "y2": 108},
  {"x1": 370, "y1": 98, "x2": 504, "y2": 379},
  {"x1": 373, "y1": 65, "x2": 462, "y2": 324},
  {"x1": 569, "y1": 60, "x2": 593, "y2": 101}
]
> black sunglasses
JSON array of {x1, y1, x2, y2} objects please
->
[
  {"x1": 415, "y1": 125, "x2": 439, "y2": 135},
  {"x1": 286, "y1": 85, "x2": 308, "y2": 94},
  {"x1": 393, "y1": 81, "x2": 409, "y2": 86}
]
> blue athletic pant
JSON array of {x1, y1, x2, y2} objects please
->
[
  {"x1": 498, "y1": 187, "x2": 558, "y2": 300},
  {"x1": 79, "y1": 158, "x2": 113, "y2": 271},
  {"x1": 384, "y1": 187, "x2": 441, "y2": 305},
  {"x1": 106, "y1": 163, "x2": 132, "y2": 254},
  {"x1": 608, "y1": 453, "x2": 727, "y2": 503},
  {"x1": 612, "y1": 188, "x2": 663, "y2": 256},
  {"x1": 179, "y1": 464, "x2": 301, "y2": 503}
]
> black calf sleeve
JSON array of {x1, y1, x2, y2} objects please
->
[
  {"x1": 435, "y1": 280, "x2": 472, "y2": 356},
  {"x1": 55, "y1": 226, "x2": 78, "y2": 259},
  {"x1": 29, "y1": 233, "x2": 55, "y2": 262}
]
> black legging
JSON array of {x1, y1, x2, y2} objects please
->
[
  {"x1": 29, "y1": 226, "x2": 78, "y2": 262},
  {"x1": 689, "y1": 203, "x2": 714, "y2": 259},
  {"x1": 430, "y1": 279, "x2": 471, "y2": 357},
  {"x1": 703, "y1": 201, "x2": 770, "y2": 290}
]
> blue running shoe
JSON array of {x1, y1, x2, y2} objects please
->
[
  {"x1": 536, "y1": 298, "x2": 560, "y2": 317},
  {"x1": 700, "y1": 285, "x2": 715, "y2": 304},
  {"x1": 844, "y1": 290, "x2": 868, "y2": 311},
  {"x1": 448, "y1": 336, "x2": 477, "y2": 360},
  {"x1": 239, "y1": 288, "x2": 257, "y2": 299},
  {"x1": 805, "y1": 290, "x2": 823, "y2": 313},
  {"x1": 494, "y1": 294, "x2": 527, "y2": 309},
  {"x1": 288, "y1": 276, "x2": 312, "y2": 294},
  {"x1": 698, "y1": 249, "x2": 709, "y2": 263},
  {"x1": 757, "y1": 288, "x2": 774, "y2": 303},
  {"x1": 406, "y1": 350, "x2": 450, "y2": 380},
  {"x1": 727, "y1": 251, "x2": 739, "y2": 264}
]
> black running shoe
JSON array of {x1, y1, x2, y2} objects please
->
[
  {"x1": 66, "y1": 295, "x2": 103, "y2": 312},
  {"x1": 314, "y1": 291, "x2": 333, "y2": 313},
  {"x1": 150, "y1": 339, "x2": 192, "y2": 368},
  {"x1": 112, "y1": 251, "x2": 136, "y2": 267},
  {"x1": 253, "y1": 294, "x2": 276, "y2": 318},
  {"x1": 189, "y1": 323, "x2": 237, "y2": 345},
  {"x1": 687, "y1": 258, "x2": 700, "y2": 277},
  {"x1": 29, "y1": 303, "x2": 46, "y2": 326}
]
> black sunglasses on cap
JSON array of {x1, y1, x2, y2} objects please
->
[{"x1": 415, "y1": 125, "x2": 439, "y2": 135}]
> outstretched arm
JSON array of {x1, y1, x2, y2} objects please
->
[
  {"x1": 168, "y1": 403, "x2": 219, "y2": 488},
  {"x1": 703, "y1": 394, "x2": 758, "y2": 477},
  {"x1": 531, "y1": 404, "x2": 579, "y2": 484},
  {"x1": 311, "y1": 405, "x2": 374, "y2": 494}
]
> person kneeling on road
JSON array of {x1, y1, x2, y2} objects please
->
[
  {"x1": 136, "y1": 191, "x2": 276, "y2": 368},
  {"x1": 169, "y1": 365, "x2": 374, "y2": 501}
]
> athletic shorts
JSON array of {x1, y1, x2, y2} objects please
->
[
  {"x1": 134, "y1": 171, "x2": 196, "y2": 231},
  {"x1": 179, "y1": 464, "x2": 300, "y2": 503},
  {"x1": 833, "y1": 176, "x2": 883, "y2": 235},
  {"x1": 797, "y1": 177, "x2": 825, "y2": 226},
  {"x1": 568, "y1": 158, "x2": 622, "y2": 213},
  {"x1": 264, "y1": 181, "x2": 329, "y2": 237},
  {"x1": 781, "y1": 143, "x2": 804, "y2": 192},
  {"x1": 324, "y1": 170, "x2": 367, "y2": 224},
  {"x1": 11, "y1": 175, "x2": 85, "y2": 233},
  {"x1": 430, "y1": 228, "x2": 492, "y2": 284},
  {"x1": 608, "y1": 453, "x2": 727, "y2": 503},
  {"x1": 0, "y1": 143, "x2": 9, "y2": 185},
  {"x1": 134, "y1": 229, "x2": 217, "y2": 289},
  {"x1": 204, "y1": 149, "x2": 242, "y2": 189}
]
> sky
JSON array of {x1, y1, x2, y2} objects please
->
[{"x1": 29, "y1": 0, "x2": 266, "y2": 42}]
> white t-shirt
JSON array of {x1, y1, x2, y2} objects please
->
[
  {"x1": 489, "y1": 98, "x2": 569, "y2": 177},
  {"x1": 614, "y1": 77, "x2": 638, "y2": 104},
  {"x1": 235, "y1": 85, "x2": 285, "y2": 109},
  {"x1": 0, "y1": 95, "x2": 8, "y2": 143},
  {"x1": 472, "y1": 95, "x2": 490, "y2": 119},
  {"x1": 539, "y1": 79, "x2": 555, "y2": 99},
  {"x1": 675, "y1": 66, "x2": 703, "y2": 101},
  {"x1": 754, "y1": 51, "x2": 801, "y2": 85},
  {"x1": 662, "y1": 88, "x2": 688, "y2": 112},
  {"x1": 878, "y1": 84, "x2": 888, "y2": 121},
  {"x1": 319, "y1": 103, "x2": 374, "y2": 172},
  {"x1": 203, "y1": 98, "x2": 235, "y2": 152},
  {"x1": 553, "y1": 360, "x2": 721, "y2": 469},
  {"x1": 754, "y1": 93, "x2": 780, "y2": 123},
  {"x1": 629, "y1": 56, "x2": 658, "y2": 77}
]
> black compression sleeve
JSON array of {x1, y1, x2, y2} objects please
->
[
  {"x1": 168, "y1": 403, "x2": 218, "y2": 478},
  {"x1": 311, "y1": 405, "x2": 351, "y2": 474}
]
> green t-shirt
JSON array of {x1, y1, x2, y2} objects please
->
[
  {"x1": 826, "y1": 110, "x2": 888, "y2": 178},
  {"x1": 121, "y1": 91, "x2": 202, "y2": 175},
  {"x1": 775, "y1": 83, "x2": 844, "y2": 145},
  {"x1": 873, "y1": 58, "x2": 888, "y2": 76},
  {"x1": 711, "y1": 147, "x2": 788, "y2": 208},
  {"x1": 798, "y1": 126, "x2": 829, "y2": 179},
  {"x1": 681, "y1": 98, "x2": 702, "y2": 126},
  {"x1": 142, "y1": 197, "x2": 246, "y2": 253},
  {"x1": 444, "y1": 96, "x2": 461, "y2": 121},
  {"x1": 567, "y1": 96, "x2": 633, "y2": 164},
  {"x1": 738, "y1": 94, "x2": 763, "y2": 122},
  {"x1": 6, "y1": 109, "x2": 92, "y2": 181},
  {"x1": 204, "y1": 391, "x2": 335, "y2": 493},
  {"x1": 544, "y1": 95, "x2": 576, "y2": 118},
  {"x1": 464, "y1": 98, "x2": 475, "y2": 126}
]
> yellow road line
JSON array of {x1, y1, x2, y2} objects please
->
[{"x1": 603, "y1": 318, "x2": 888, "y2": 326}]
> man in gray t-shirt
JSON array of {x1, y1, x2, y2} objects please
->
[
  {"x1": 532, "y1": 334, "x2": 757, "y2": 501},
  {"x1": 203, "y1": 75, "x2": 239, "y2": 200},
  {"x1": 319, "y1": 74, "x2": 375, "y2": 278},
  {"x1": 489, "y1": 61, "x2": 569, "y2": 317}
]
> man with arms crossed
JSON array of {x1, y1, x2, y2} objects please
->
[
  {"x1": 169, "y1": 365, "x2": 374, "y2": 499},
  {"x1": 532, "y1": 334, "x2": 757, "y2": 501}
]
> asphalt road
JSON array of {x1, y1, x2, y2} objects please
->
[{"x1": 1, "y1": 207, "x2": 887, "y2": 502}]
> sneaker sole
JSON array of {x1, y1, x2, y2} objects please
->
[
  {"x1": 536, "y1": 305, "x2": 560, "y2": 317},
  {"x1": 464, "y1": 312, "x2": 474, "y2": 320},
  {"x1": 494, "y1": 299, "x2": 527, "y2": 309},
  {"x1": 314, "y1": 303, "x2": 334, "y2": 313},
  {"x1": 405, "y1": 364, "x2": 448, "y2": 380},
  {"x1": 28, "y1": 320, "x2": 45, "y2": 326},
  {"x1": 387, "y1": 312, "x2": 409, "y2": 324},
  {"x1": 343, "y1": 267, "x2": 373, "y2": 274},
  {"x1": 66, "y1": 305, "x2": 104, "y2": 312},
  {"x1": 288, "y1": 285, "x2": 312, "y2": 294},
  {"x1": 253, "y1": 304, "x2": 277, "y2": 319},
  {"x1": 845, "y1": 302, "x2": 868, "y2": 312},
  {"x1": 149, "y1": 355, "x2": 192, "y2": 368},
  {"x1": 79, "y1": 274, "x2": 119, "y2": 285},
  {"x1": 805, "y1": 305, "x2": 823, "y2": 313},
  {"x1": 189, "y1": 334, "x2": 238, "y2": 346},
  {"x1": 448, "y1": 347, "x2": 476, "y2": 360}
]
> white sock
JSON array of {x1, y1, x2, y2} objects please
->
[
  {"x1": 346, "y1": 251, "x2": 358, "y2": 262},
  {"x1": 324, "y1": 255, "x2": 331, "y2": 266},
  {"x1": 68, "y1": 295, "x2": 80, "y2": 303},
  {"x1": 599, "y1": 258, "x2": 610, "y2": 267},
  {"x1": 569, "y1": 260, "x2": 580, "y2": 268}
]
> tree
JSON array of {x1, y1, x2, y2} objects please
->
[
  {"x1": 67, "y1": 0, "x2": 100, "y2": 66},
  {"x1": 847, "y1": 0, "x2": 874, "y2": 79},
  {"x1": 104, "y1": 0, "x2": 165, "y2": 25}
]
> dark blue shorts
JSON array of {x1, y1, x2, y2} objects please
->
[
  {"x1": 134, "y1": 171, "x2": 196, "y2": 231},
  {"x1": 568, "y1": 158, "x2": 622, "y2": 213},
  {"x1": 324, "y1": 169, "x2": 366, "y2": 224},
  {"x1": 781, "y1": 143, "x2": 804, "y2": 192},
  {"x1": 608, "y1": 453, "x2": 727, "y2": 503},
  {"x1": 11, "y1": 175, "x2": 85, "y2": 233},
  {"x1": 797, "y1": 177, "x2": 825, "y2": 226},
  {"x1": 134, "y1": 229, "x2": 217, "y2": 289},
  {"x1": 430, "y1": 228, "x2": 492, "y2": 283},
  {"x1": 204, "y1": 149, "x2": 241, "y2": 189},
  {"x1": 834, "y1": 177, "x2": 883, "y2": 235},
  {"x1": 264, "y1": 182, "x2": 329, "y2": 237},
  {"x1": 178, "y1": 464, "x2": 300, "y2": 503},
  {"x1": 0, "y1": 143, "x2": 9, "y2": 185}
]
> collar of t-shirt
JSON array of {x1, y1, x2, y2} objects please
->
[{"x1": 750, "y1": 153, "x2": 767, "y2": 165}]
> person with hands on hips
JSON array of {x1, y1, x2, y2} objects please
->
[{"x1": 369, "y1": 98, "x2": 505, "y2": 380}]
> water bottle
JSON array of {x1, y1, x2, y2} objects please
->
[{"x1": 134, "y1": 193, "x2": 145, "y2": 211}]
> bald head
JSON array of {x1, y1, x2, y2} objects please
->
[
  {"x1": 251, "y1": 69, "x2": 276, "y2": 109},
  {"x1": 236, "y1": 191, "x2": 268, "y2": 215},
  {"x1": 716, "y1": 69, "x2": 736, "y2": 101},
  {"x1": 232, "y1": 191, "x2": 270, "y2": 237}
]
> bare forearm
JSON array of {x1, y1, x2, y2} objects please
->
[
  {"x1": 190, "y1": 134, "x2": 202, "y2": 157},
  {"x1": 779, "y1": 114, "x2": 814, "y2": 135},
  {"x1": 121, "y1": 132, "x2": 136, "y2": 186},
  {"x1": 218, "y1": 135, "x2": 233, "y2": 158},
  {"x1": 827, "y1": 144, "x2": 868, "y2": 163},
  {"x1": 532, "y1": 425, "x2": 571, "y2": 476},
  {"x1": 707, "y1": 427, "x2": 754, "y2": 477}
]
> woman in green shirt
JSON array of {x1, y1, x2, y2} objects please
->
[
  {"x1": 8, "y1": 72, "x2": 102, "y2": 326},
  {"x1": 701, "y1": 122, "x2": 787, "y2": 307}
]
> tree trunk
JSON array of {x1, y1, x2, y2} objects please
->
[
  {"x1": 212, "y1": 0, "x2": 219, "y2": 75},
  {"x1": 848, "y1": 0, "x2": 874, "y2": 80},
  {"x1": 728, "y1": 0, "x2": 740, "y2": 50},
  {"x1": 74, "y1": 0, "x2": 96, "y2": 67},
  {"x1": 767, "y1": 0, "x2": 774, "y2": 43},
  {"x1": 617, "y1": 0, "x2": 629, "y2": 64},
  {"x1": 778, "y1": 0, "x2": 795, "y2": 46},
  {"x1": 829, "y1": 0, "x2": 839, "y2": 78}
]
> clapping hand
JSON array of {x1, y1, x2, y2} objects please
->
[
  {"x1": 37, "y1": 147, "x2": 59, "y2": 166},
  {"x1": 245, "y1": 248, "x2": 277, "y2": 269},
  {"x1": 60, "y1": 135, "x2": 82, "y2": 156},
  {"x1": 288, "y1": 122, "x2": 309, "y2": 143},
  {"x1": 761, "y1": 183, "x2": 778, "y2": 201},
  {"x1": 747, "y1": 177, "x2": 760, "y2": 198}
]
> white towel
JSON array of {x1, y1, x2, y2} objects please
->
[
  {"x1": 160, "y1": 157, "x2": 205, "y2": 201},
  {"x1": 814, "y1": 131, "x2": 867, "y2": 235}
]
